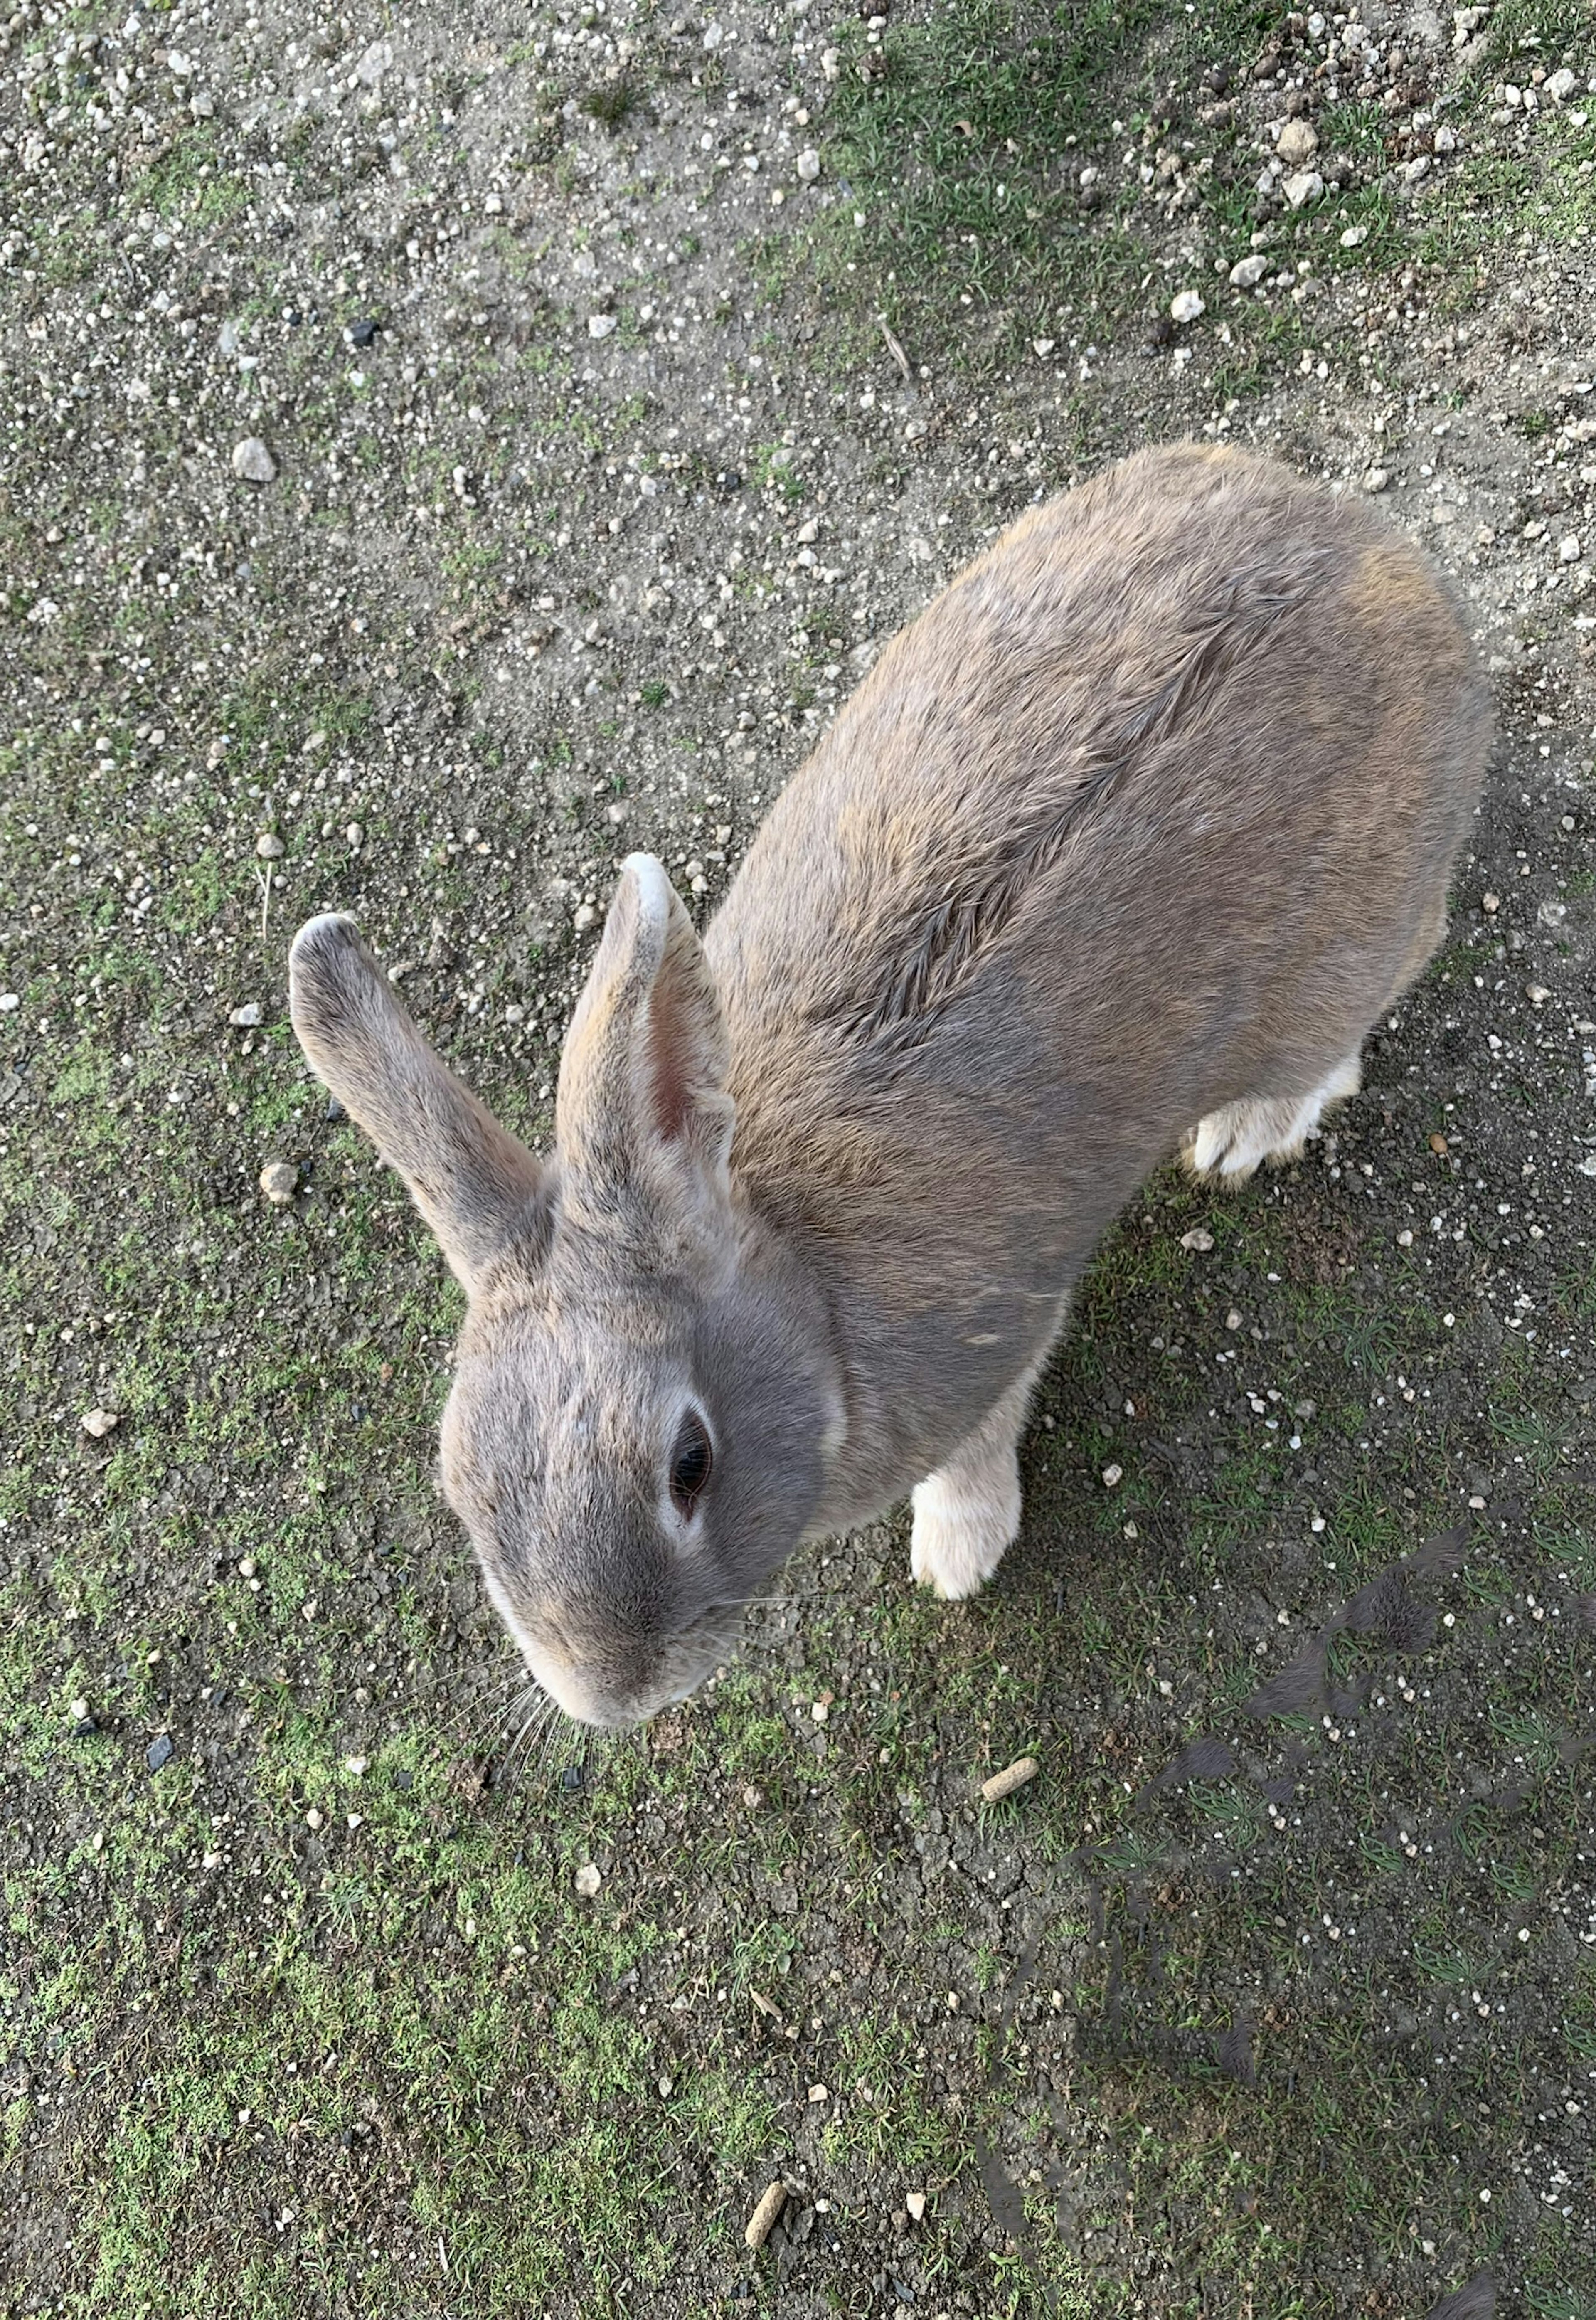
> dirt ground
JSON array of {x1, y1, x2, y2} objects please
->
[{"x1": 2, "y1": 0, "x2": 1594, "y2": 2315}]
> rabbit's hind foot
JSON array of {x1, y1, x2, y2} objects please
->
[{"x1": 1184, "y1": 1051, "x2": 1362, "y2": 1184}]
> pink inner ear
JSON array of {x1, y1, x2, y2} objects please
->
[{"x1": 645, "y1": 972, "x2": 697, "y2": 1144}]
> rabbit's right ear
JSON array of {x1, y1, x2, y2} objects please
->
[
  {"x1": 289, "y1": 915, "x2": 542, "y2": 1293},
  {"x1": 555, "y1": 854, "x2": 734, "y2": 1243}
]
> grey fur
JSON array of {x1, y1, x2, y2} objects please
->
[{"x1": 289, "y1": 444, "x2": 1490, "y2": 1728}]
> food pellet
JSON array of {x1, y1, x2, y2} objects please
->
[
  {"x1": 744, "y1": 2182, "x2": 786, "y2": 2250},
  {"x1": 980, "y1": 1755, "x2": 1040, "y2": 1804}
]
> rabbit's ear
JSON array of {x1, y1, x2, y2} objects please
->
[
  {"x1": 289, "y1": 915, "x2": 542, "y2": 1292},
  {"x1": 556, "y1": 854, "x2": 734, "y2": 1225}
]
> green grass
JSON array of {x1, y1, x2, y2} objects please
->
[{"x1": 768, "y1": 0, "x2": 1593, "y2": 398}]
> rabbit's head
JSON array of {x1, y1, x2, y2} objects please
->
[{"x1": 289, "y1": 858, "x2": 838, "y2": 1727}]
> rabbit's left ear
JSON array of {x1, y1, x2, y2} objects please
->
[
  {"x1": 289, "y1": 914, "x2": 544, "y2": 1293},
  {"x1": 555, "y1": 854, "x2": 735, "y2": 1231}
]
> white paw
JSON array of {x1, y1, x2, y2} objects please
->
[
  {"x1": 909, "y1": 1463, "x2": 1020, "y2": 1601},
  {"x1": 1187, "y1": 1055, "x2": 1363, "y2": 1184}
]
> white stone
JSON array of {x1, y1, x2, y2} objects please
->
[
  {"x1": 574, "y1": 1862, "x2": 601, "y2": 1896},
  {"x1": 228, "y1": 1001, "x2": 263, "y2": 1027},
  {"x1": 1283, "y1": 169, "x2": 1325, "y2": 208},
  {"x1": 1229, "y1": 254, "x2": 1269, "y2": 288},
  {"x1": 1276, "y1": 118, "x2": 1319, "y2": 164},
  {"x1": 1170, "y1": 289, "x2": 1205, "y2": 323},
  {"x1": 1546, "y1": 67, "x2": 1578, "y2": 101},
  {"x1": 231, "y1": 436, "x2": 276, "y2": 484},
  {"x1": 259, "y1": 1159, "x2": 298, "y2": 1206},
  {"x1": 796, "y1": 147, "x2": 820, "y2": 183},
  {"x1": 587, "y1": 312, "x2": 617, "y2": 339}
]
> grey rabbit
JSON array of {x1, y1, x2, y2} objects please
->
[{"x1": 289, "y1": 443, "x2": 1490, "y2": 1728}]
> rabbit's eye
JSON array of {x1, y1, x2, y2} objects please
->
[{"x1": 669, "y1": 1412, "x2": 713, "y2": 1517}]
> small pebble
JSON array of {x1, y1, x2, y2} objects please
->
[
  {"x1": 1429, "y1": 1132, "x2": 1449, "y2": 1155},
  {"x1": 796, "y1": 147, "x2": 821, "y2": 183},
  {"x1": 228, "y1": 1001, "x2": 263, "y2": 1028},
  {"x1": 305, "y1": 1807, "x2": 323, "y2": 1831},
  {"x1": 1282, "y1": 168, "x2": 1325, "y2": 208},
  {"x1": 259, "y1": 1159, "x2": 298, "y2": 1206},
  {"x1": 1340, "y1": 222, "x2": 1370, "y2": 248},
  {"x1": 1101, "y1": 1463, "x2": 1123, "y2": 1489},
  {"x1": 1169, "y1": 288, "x2": 1205, "y2": 324},
  {"x1": 81, "y1": 1408, "x2": 121, "y2": 1438},
  {"x1": 1363, "y1": 469, "x2": 1390, "y2": 493},
  {"x1": 980, "y1": 1755, "x2": 1040, "y2": 1804},
  {"x1": 905, "y1": 2191, "x2": 927, "y2": 2223},
  {"x1": 231, "y1": 435, "x2": 277, "y2": 484},
  {"x1": 147, "y1": 1733, "x2": 173, "y2": 1773},
  {"x1": 587, "y1": 313, "x2": 618, "y2": 339},
  {"x1": 1229, "y1": 254, "x2": 1269, "y2": 288},
  {"x1": 255, "y1": 832, "x2": 284, "y2": 860},
  {"x1": 1275, "y1": 118, "x2": 1319, "y2": 163},
  {"x1": 745, "y1": 2182, "x2": 786, "y2": 2250},
  {"x1": 1180, "y1": 1227, "x2": 1214, "y2": 1252},
  {"x1": 574, "y1": 1861, "x2": 601, "y2": 1896}
]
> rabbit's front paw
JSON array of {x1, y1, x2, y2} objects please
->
[{"x1": 909, "y1": 1461, "x2": 1021, "y2": 1601}]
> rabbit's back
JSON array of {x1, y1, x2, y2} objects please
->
[
  {"x1": 711, "y1": 445, "x2": 1483, "y2": 1186},
  {"x1": 703, "y1": 444, "x2": 1488, "y2": 1504}
]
